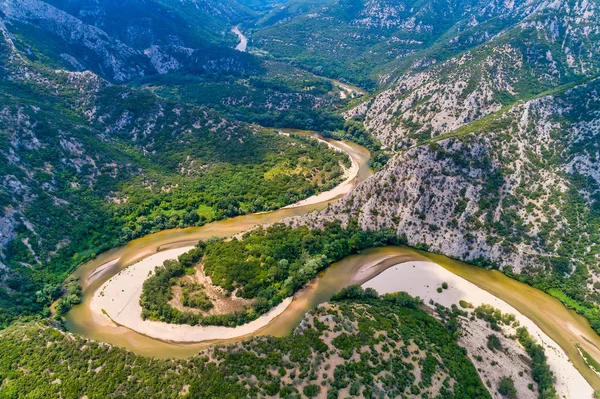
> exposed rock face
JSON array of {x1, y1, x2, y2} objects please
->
[
  {"x1": 0, "y1": 0, "x2": 148, "y2": 82},
  {"x1": 349, "y1": 0, "x2": 600, "y2": 148},
  {"x1": 0, "y1": 0, "x2": 258, "y2": 82},
  {"x1": 294, "y1": 79, "x2": 600, "y2": 279}
]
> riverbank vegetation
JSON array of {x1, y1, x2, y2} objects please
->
[
  {"x1": 323, "y1": 119, "x2": 391, "y2": 171},
  {"x1": 0, "y1": 292, "x2": 490, "y2": 398},
  {"x1": 1, "y1": 97, "x2": 349, "y2": 328},
  {"x1": 140, "y1": 221, "x2": 402, "y2": 326},
  {"x1": 516, "y1": 328, "x2": 557, "y2": 398}
]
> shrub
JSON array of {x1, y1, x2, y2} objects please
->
[
  {"x1": 303, "y1": 384, "x2": 320, "y2": 397},
  {"x1": 498, "y1": 376, "x2": 517, "y2": 397}
]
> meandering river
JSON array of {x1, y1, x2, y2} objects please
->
[
  {"x1": 65, "y1": 130, "x2": 600, "y2": 393},
  {"x1": 65, "y1": 130, "x2": 371, "y2": 356}
]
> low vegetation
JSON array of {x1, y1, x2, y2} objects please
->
[{"x1": 0, "y1": 291, "x2": 491, "y2": 398}]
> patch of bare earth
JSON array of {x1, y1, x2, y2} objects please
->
[{"x1": 168, "y1": 264, "x2": 254, "y2": 316}]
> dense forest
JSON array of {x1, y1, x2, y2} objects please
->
[{"x1": 136, "y1": 62, "x2": 348, "y2": 133}]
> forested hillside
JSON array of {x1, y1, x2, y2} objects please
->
[
  {"x1": 250, "y1": 0, "x2": 552, "y2": 87},
  {"x1": 0, "y1": 13, "x2": 349, "y2": 327},
  {"x1": 0, "y1": 293, "x2": 492, "y2": 398}
]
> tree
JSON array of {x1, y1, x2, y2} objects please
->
[
  {"x1": 303, "y1": 384, "x2": 320, "y2": 397},
  {"x1": 498, "y1": 376, "x2": 517, "y2": 398}
]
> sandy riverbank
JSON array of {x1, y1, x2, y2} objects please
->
[
  {"x1": 361, "y1": 261, "x2": 594, "y2": 399},
  {"x1": 90, "y1": 247, "x2": 292, "y2": 342},
  {"x1": 87, "y1": 258, "x2": 120, "y2": 284}
]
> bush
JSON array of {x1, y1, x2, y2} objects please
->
[
  {"x1": 487, "y1": 334, "x2": 502, "y2": 352},
  {"x1": 303, "y1": 384, "x2": 320, "y2": 397},
  {"x1": 498, "y1": 376, "x2": 517, "y2": 397}
]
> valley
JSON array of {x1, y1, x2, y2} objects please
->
[
  {"x1": 1, "y1": 0, "x2": 600, "y2": 398},
  {"x1": 62, "y1": 130, "x2": 600, "y2": 394}
]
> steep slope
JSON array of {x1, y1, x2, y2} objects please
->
[
  {"x1": 0, "y1": 0, "x2": 260, "y2": 82},
  {"x1": 296, "y1": 79, "x2": 600, "y2": 325},
  {"x1": 46, "y1": 0, "x2": 256, "y2": 46},
  {"x1": 352, "y1": 0, "x2": 600, "y2": 148},
  {"x1": 251, "y1": 0, "x2": 545, "y2": 87},
  {"x1": 0, "y1": 295, "x2": 492, "y2": 398}
]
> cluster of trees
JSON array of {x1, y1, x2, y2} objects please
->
[
  {"x1": 332, "y1": 285, "x2": 423, "y2": 310},
  {"x1": 0, "y1": 293, "x2": 491, "y2": 398},
  {"x1": 180, "y1": 282, "x2": 213, "y2": 311},
  {"x1": 54, "y1": 277, "x2": 82, "y2": 316},
  {"x1": 139, "y1": 246, "x2": 205, "y2": 323},
  {"x1": 516, "y1": 328, "x2": 557, "y2": 399},
  {"x1": 140, "y1": 221, "x2": 403, "y2": 326},
  {"x1": 323, "y1": 119, "x2": 391, "y2": 171},
  {"x1": 326, "y1": 287, "x2": 490, "y2": 398},
  {"x1": 498, "y1": 376, "x2": 517, "y2": 397},
  {"x1": 114, "y1": 132, "x2": 350, "y2": 242}
]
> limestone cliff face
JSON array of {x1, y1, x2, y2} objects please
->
[
  {"x1": 294, "y1": 80, "x2": 600, "y2": 281},
  {"x1": 316, "y1": 0, "x2": 600, "y2": 284},
  {"x1": 0, "y1": 0, "x2": 258, "y2": 82},
  {"x1": 350, "y1": 0, "x2": 600, "y2": 149}
]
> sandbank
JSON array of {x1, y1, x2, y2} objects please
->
[
  {"x1": 362, "y1": 261, "x2": 594, "y2": 399},
  {"x1": 87, "y1": 258, "x2": 120, "y2": 284},
  {"x1": 90, "y1": 247, "x2": 292, "y2": 342}
]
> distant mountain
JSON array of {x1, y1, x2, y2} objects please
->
[
  {"x1": 0, "y1": 0, "x2": 261, "y2": 82},
  {"x1": 251, "y1": 0, "x2": 542, "y2": 87}
]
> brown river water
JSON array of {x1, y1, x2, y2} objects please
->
[{"x1": 64, "y1": 131, "x2": 600, "y2": 391}]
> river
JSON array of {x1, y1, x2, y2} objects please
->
[
  {"x1": 232, "y1": 25, "x2": 247, "y2": 52},
  {"x1": 64, "y1": 130, "x2": 600, "y2": 393},
  {"x1": 65, "y1": 129, "x2": 372, "y2": 357}
]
